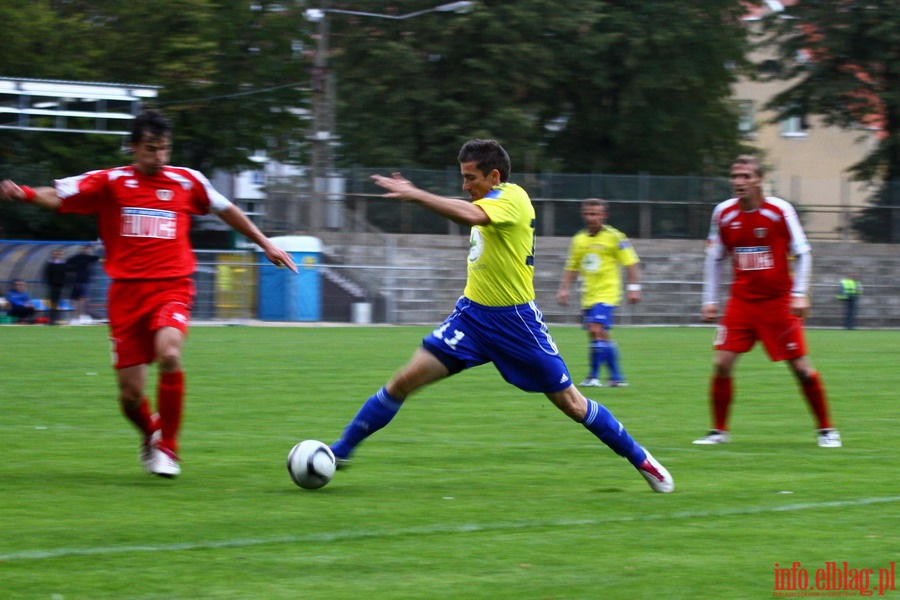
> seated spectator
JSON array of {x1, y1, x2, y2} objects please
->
[{"x1": 6, "y1": 279, "x2": 37, "y2": 323}]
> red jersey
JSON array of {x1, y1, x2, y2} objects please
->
[
  {"x1": 55, "y1": 166, "x2": 232, "y2": 280},
  {"x1": 706, "y1": 196, "x2": 811, "y2": 301}
]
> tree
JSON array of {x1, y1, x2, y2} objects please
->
[
  {"x1": 328, "y1": 0, "x2": 750, "y2": 176},
  {"x1": 2, "y1": 1, "x2": 753, "y2": 239},
  {"x1": 759, "y1": 0, "x2": 900, "y2": 242},
  {"x1": 0, "y1": 0, "x2": 313, "y2": 239}
]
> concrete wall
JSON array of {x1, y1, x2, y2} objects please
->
[
  {"x1": 4, "y1": 235, "x2": 896, "y2": 328},
  {"x1": 319, "y1": 232, "x2": 900, "y2": 328}
]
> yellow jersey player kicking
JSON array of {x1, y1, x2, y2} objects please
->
[{"x1": 327, "y1": 140, "x2": 673, "y2": 493}]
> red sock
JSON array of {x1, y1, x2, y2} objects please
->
[
  {"x1": 122, "y1": 397, "x2": 157, "y2": 437},
  {"x1": 800, "y1": 372, "x2": 833, "y2": 430},
  {"x1": 158, "y1": 371, "x2": 185, "y2": 454},
  {"x1": 711, "y1": 375, "x2": 733, "y2": 431}
]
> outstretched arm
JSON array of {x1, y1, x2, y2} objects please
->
[
  {"x1": 371, "y1": 173, "x2": 489, "y2": 226},
  {"x1": 216, "y1": 205, "x2": 298, "y2": 273},
  {"x1": 0, "y1": 180, "x2": 62, "y2": 210}
]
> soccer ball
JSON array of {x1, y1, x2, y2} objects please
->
[{"x1": 287, "y1": 440, "x2": 336, "y2": 489}]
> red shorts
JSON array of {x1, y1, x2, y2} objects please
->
[
  {"x1": 714, "y1": 295, "x2": 807, "y2": 362},
  {"x1": 107, "y1": 278, "x2": 195, "y2": 369}
]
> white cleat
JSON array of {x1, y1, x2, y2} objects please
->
[
  {"x1": 579, "y1": 377, "x2": 603, "y2": 388},
  {"x1": 637, "y1": 450, "x2": 674, "y2": 493},
  {"x1": 139, "y1": 430, "x2": 160, "y2": 473},
  {"x1": 692, "y1": 429, "x2": 731, "y2": 445},
  {"x1": 150, "y1": 445, "x2": 181, "y2": 478},
  {"x1": 817, "y1": 428, "x2": 842, "y2": 448},
  {"x1": 606, "y1": 380, "x2": 629, "y2": 388}
]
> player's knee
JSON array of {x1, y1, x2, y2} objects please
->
[
  {"x1": 794, "y1": 367, "x2": 816, "y2": 383},
  {"x1": 156, "y1": 348, "x2": 182, "y2": 372},
  {"x1": 118, "y1": 387, "x2": 143, "y2": 408}
]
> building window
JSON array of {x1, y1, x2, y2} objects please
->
[
  {"x1": 780, "y1": 114, "x2": 809, "y2": 137},
  {"x1": 251, "y1": 170, "x2": 265, "y2": 186},
  {"x1": 736, "y1": 100, "x2": 756, "y2": 137}
]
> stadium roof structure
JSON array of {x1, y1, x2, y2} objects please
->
[{"x1": 0, "y1": 77, "x2": 160, "y2": 135}]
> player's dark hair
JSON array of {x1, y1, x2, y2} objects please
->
[
  {"x1": 458, "y1": 139, "x2": 511, "y2": 182},
  {"x1": 732, "y1": 154, "x2": 763, "y2": 177},
  {"x1": 131, "y1": 109, "x2": 172, "y2": 145}
]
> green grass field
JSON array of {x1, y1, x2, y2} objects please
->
[{"x1": 2, "y1": 324, "x2": 897, "y2": 599}]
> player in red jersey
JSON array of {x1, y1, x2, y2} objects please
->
[
  {"x1": 1, "y1": 109, "x2": 298, "y2": 477},
  {"x1": 693, "y1": 155, "x2": 841, "y2": 448}
]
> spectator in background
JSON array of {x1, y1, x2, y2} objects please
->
[
  {"x1": 66, "y1": 243, "x2": 101, "y2": 324},
  {"x1": 6, "y1": 279, "x2": 37, "y2": 324},
  {"x1": 836, "y1": 273, "x2": 862, "y2": 330},
  {"x1": 43, "y1": 249, "x2": 68, "y2": 325}
]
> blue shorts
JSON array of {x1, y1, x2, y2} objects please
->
[
  {"x1": 583, "y1": 303, "x2": 616, "y2": 329},
  {"x1": 422, "y1": 297, "x2": 573, "y2": 393}
]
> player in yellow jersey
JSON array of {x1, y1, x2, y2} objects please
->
[
  {"x1": 327, "y1": 139, "x2": 673, "y2": 492},
  {"x1": 557, "y1": 199, "x2": 641, "y2": 387}
]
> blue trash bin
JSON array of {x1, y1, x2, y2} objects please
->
[{"x1": 257, "y1": 236, "x2": 322, "y2": 321}]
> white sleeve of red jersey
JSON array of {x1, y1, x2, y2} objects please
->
[
  {"x1": 702, "y1": 243, "x2": 726, "y2": 306},
  {"x1": 768, "y1": 196, "x2": 812, "y2": 296},
  {"x1": 185, "y1": 168, "x2": 234, "y2": 213},
  {"x1": 772, "y1": 196, "x2": 812, "y2": 256},
  {"x1": 791, "y1": 251, "x2": 811, "y2": 297},
  {"x1": 702, "y1": 203, "x2": 728, "y2": 306},
  {"x1": 55, "y1": 169, "x2": 106, "y2": 199}
]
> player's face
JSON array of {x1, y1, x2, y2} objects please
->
[
  {"x1": 729, "y1": 163, "x2": 761, "y2": 200},
  {"x1": 581, "y1": 205, "x2": 607, "y2": 231},
  {"x1": 460, "y1": 161, "x2": 498, "y2": 201},
  {"x1": 131, "y1": 134, "x2": 172, "y2": 176}
]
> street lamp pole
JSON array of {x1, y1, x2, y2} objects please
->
[
  {"x1": 303, "y1": 1, "x2": 473, "y2": 233},
  {"x1": 307, "y1": 0, "x2": 333, "y2": 235}
]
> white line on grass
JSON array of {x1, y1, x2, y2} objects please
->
[{"x1": 3, "y1": 495, "x2": 898, "y2": 563}]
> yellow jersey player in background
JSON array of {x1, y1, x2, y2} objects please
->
[{"x1": 557, "y1": 199, "x2": 641, "y2": 387}]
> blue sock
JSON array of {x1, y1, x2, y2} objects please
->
[
  {"x1": 331, "y1": 387, "x2": 403, "y2": 459},
  {"x1": 581, "y1": 399, "x2": 646, "y2": 466},
  {"x1": 590, "y1": 340, "x2": 607, "y2": 379},
  {"x1": 605, "y1": 341, "x2": 624, "y2": 382}
]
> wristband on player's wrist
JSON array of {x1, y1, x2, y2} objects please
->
[
  {"x1": 20, "y1": 186, "x2": 37, "y2": 202},
  {"x1": 626, "y1": 284, "x2": 641, "y2": 292}
]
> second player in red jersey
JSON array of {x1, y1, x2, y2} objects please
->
[{"x1": 694, "y1": 155, "x2": 841, "y2": 449}]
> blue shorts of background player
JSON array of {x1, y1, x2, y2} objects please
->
[
  {"x1": 581, "y1": 302, "x2": 627, "y2": 386},
  {"x1": 584, "y1": 302, "x2": 616, "y2": 329}
]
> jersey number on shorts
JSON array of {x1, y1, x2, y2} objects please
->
[{"x1": 433, "y1": 323, "x2": 465, "y2": 350}]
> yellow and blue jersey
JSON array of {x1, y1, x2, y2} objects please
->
[
  {"x1": 563, "y1": 225, "x2": 639, "y2": 308},
  {"x1": 464, "y1": 182, "x2": 535, "y2": 306}
]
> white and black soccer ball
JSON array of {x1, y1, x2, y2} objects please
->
[{"x1": 287, "y1": 440, "x2": 336, "y2": 489}]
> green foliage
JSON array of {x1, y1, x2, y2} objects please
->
[
  {"x1": 331, "y1": 0, "x2": 750, "y2": 176},
  {"x1": 0, "y1": 0, "x2": 312, "y2": 239},
  {"x1": 1, "y1": 1, "x2": 755, "y2": 237},
  {"x1": 758, "y1": 0, "x2": 900, "y2": 241},
  {"x1": 1, "y1": 325, "x2": 897, "y2": 599},
  {"x1": 0, "y1": 0, "x2": 310, "y2": 174}
]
